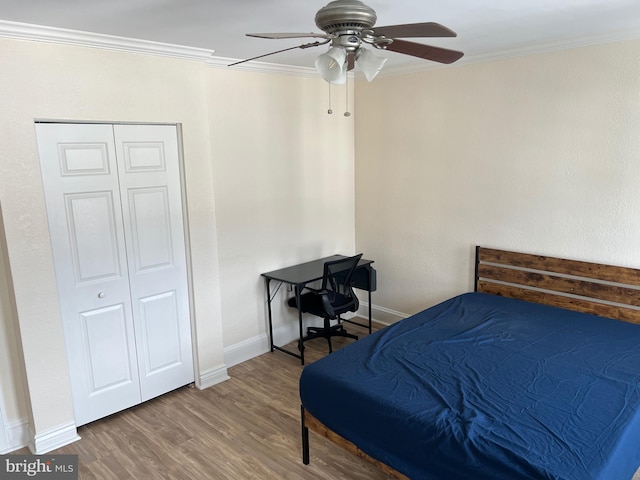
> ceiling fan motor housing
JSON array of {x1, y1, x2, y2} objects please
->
[{"x1": 315, "y1": 0, "x2": 377, "y2": 34}]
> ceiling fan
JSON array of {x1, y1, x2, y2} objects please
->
[{"x1": 229, "y1": 0, "x2": 464, "y2": 83}]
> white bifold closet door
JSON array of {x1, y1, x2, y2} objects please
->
[{"x1": 36, "y1": 123, "x2": 194, "y2": 426}]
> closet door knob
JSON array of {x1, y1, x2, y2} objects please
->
[{"x1": 98, "y1": 292, "x2": 105, "y2": 298}]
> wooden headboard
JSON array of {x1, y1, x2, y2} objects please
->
[{"x1": 475, "y1": 246, "x2": 640, "y2": 325}]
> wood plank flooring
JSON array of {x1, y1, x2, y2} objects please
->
[{"x1": 13, "y1": 321, "x2": 389, "y2": 479}]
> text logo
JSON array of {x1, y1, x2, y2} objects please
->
[{"x1": 0, "y1": 455, "x2": 78, "y2": 479}]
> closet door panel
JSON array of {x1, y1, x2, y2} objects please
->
[
  {"x1": 79, "y1": 304, "x2": 135, "y2": 392},
  {"x1": 127, "y1": 186, "x2": 173, "y2": 271},
  {"x1": 36, "y1": 123, "x2": 141, "y2": 426},
  {"x1": 138, "y1": 291, "x2": 182, "y2": 372},
  {"x1": 114, "y1": 124, "x2": 194, "y2": 401},
  {"x1": 65, "y1": 191, "x2": 122, "y2": 282}
]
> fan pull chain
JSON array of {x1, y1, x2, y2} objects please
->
[
  {"x1": 327, "y1": 83, "x2": 333, "y2": 115},
  {"x1": 344, "y1": 73, "x2": 351, "y2": 117}
]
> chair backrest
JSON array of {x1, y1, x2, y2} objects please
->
[{"x1": 321, "y1": 254, "x2": 363, "y2": 316}]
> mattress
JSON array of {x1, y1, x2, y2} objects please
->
[{"x1": 299, "y1": 293, "x2": 640, "y2": 479}]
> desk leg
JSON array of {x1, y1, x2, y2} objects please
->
[
  {"x1": 301, "y1": 405, "x2": 310, "y2": 464},
  {"x1": 296, "y1": 285, "x2": 305, "y2": 365},
  {"x1": 368, "y1": 266, "x2": 373, "y2": 334},
  {"x1": 264, "y1": 278, "x2": 304, "y2": 363},
  {"x1": 368, "y1": 284, "x2": 373, "y2": 334},
  {"x1": 266, "y1": 278, "x2": 274, "y2": 352}
]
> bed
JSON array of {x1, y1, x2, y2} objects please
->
[{"x1": 299, "y1": 246, "x2": 640, "y2": 479}]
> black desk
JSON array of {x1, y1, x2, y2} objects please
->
[{"x1": 262, "y1": 255, "x2": 376, "y2": 365}]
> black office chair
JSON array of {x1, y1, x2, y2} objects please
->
[{"x1": 288, "y1": 254, "x2": 363, "y2": 353}]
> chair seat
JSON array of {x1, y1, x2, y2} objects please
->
[
  {"x1": 288, "y1": 291, "x2": 354, "y2": 318},
  {"x1": 288, "y1": 291, "x2": 359, "y2": 353}
]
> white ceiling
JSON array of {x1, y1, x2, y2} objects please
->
[{"x1": 2, "y1": 0, "x2": 640, "y2": 71}]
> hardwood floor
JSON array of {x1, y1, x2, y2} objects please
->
[{"x1": 13, "y1": 321, "x2": 389, "y2": 479}]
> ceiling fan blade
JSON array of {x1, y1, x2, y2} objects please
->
[
  {"x1": 385, "y1": 39, "x2": 463, "y2": 64},
  {"x1": 372, "y1": 22, "x2": 457, "y2": 38},
  {"x1": 347, "y1": 52, "x2": 355, "y2": 71},
  {"x1": 247, "y1": 32, "x2": 334, "y2": 39},
  {"x1": 228, "y1": 41, "x2": 325, "y2": 67}
]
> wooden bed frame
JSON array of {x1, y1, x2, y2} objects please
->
[{"x1": 301, "y1": 245, "x2": 640, "y2": 478}]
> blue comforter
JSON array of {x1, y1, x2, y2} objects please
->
[{"x1": 299, "y1": 293, "x2": 640, "y2": 479}]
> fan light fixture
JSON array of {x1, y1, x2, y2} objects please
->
[
  {"x1": 232, "y1": 0, "x2": 464, "y2": 90},
  {"x1": 315, "y1": 46, "x2": 387, "y2": 84},
  {"x1": 315, "y1": 47, "x2": 348, "y2": 84},
  {"x1": 356, "y1": 48, "x2": 387, "y2": 82}
]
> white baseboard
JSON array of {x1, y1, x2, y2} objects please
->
[
  {"x1": 222, "y1": 302, "x2": 407, "y2": 369},
  {"x1": 224, "y1": 320, "x2": 305, "y2": 368},
  {"x1": 0, "y1": 417, "x2": 30, "y2": 454},
  {"x1": 224, "y1": 333, "x2": 269, "y2": 368},
  {"x1": 0, "y1": 407, "x2": 6, "y2": 452},
  {"x1": 223, "y1": 323, "x2": 294, "y2": 368},
  {"x1": 197, "y1": 364, "x2": 230, "y2": 390},
  {"x1": 4, "y1": 418, "x2": 29, "y2": 453},
  {"x1": 28, "y1": 421, "x2": 80, "y2": 454},
  {"x1": 357, "y1": 301, "x2": 409, "y2": 325}
]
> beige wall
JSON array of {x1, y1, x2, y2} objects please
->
[
  {"x1": 0, "y1": 36, "x2": 354, "y2": 450},
  {"x1": 0, "y1": 206, "x2": 27, "y2": 431},
  {"x1": 207, "y1": 68, "x2": 355, "y2": 348},
  {"x1": 355, "y1": 39, "x2": 640, "y2": 318}
]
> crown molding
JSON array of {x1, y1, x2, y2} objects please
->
[
  {"x1": 0, "y1": 20, "x2": 215, "y2": 61},
  {"x1": 207, "y1": 56, "x2": 319, "y2": 77},
  {"x1": 380, "y1": 29, "x2": 640, "y2": 78},
  {"x1": 0, "y1": 20, "x2": 321, "y2": 77}
]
